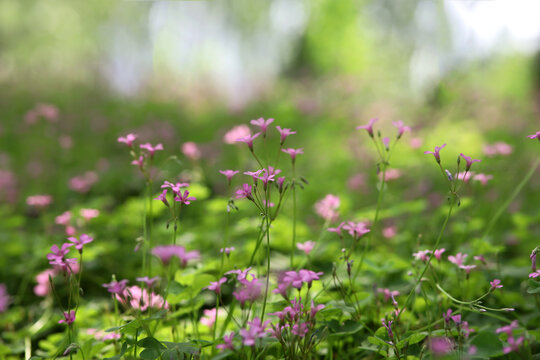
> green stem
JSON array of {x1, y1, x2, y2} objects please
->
[
  {"x1": 482, "y1": 157, "x2": 540, "y2": 240},
  {"x1": 397, "y1": 196, "x2": 456, "y2": 321},
  {"x1": 291, "y1": 163, "x2": 297, "y2": 268}
]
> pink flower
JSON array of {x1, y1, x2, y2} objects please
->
[
  {"x1": 59, "y1": 310, "x2": 76, "y2": 325},
  {"x1": 413, "y1": 250, "x2": 432, "y2": 262},
  {"x1": 131, "y1": 156, "x2": 144, "y2": 169},
  {"x1": 34, "y1": 269, "x2": 56, "y2": 297},
  {"x1": 206, "y1": 277, "x2": 227, "y2": 294},
  {"x1": 459, "y1": 265, "x2": 476, "y2": 274},
  {"x1": 434, "y1": 248, "x2": 446, "y2": 261},
  {"x1": 250, "y1": 118, "x2": 274, "y2": 134},
  {"x1": 220, "y1": 247, "x2": 235, "y2": 255},
  {"x1": 182, "y1": 142, "x2": 201, "y2": 160},
  {"x1": 175, "y1": 190, "x2": 196, "y2": 205},
  {"x1": 448, "y1": 253, "x2": 468, "y2": 266},
  {"x1": 490, "y1": 279, "x2": 503, "y2": 290},
  {"x1": 103, "y1": 279, "x2": 129, "y2": 295},
  {"x1": 378, "y1": 168, "x2": 401, "y2": 181},
  {"x1": 235, "y1": 184, "x2": 253, "y2": 200},
  {"x1": 0, "y1": 284, "x2": 10, "y2": 312},
  {"x1": 26, "y1": 195, "x2": 53, "y2": 208},
  {"x1": 69, "y1": 171, "x2": 98, "y2": 193},
  {"x1": 484, "y1": 142, "x2": 513, "y2": 156},
  {"x1": 528, "y1": 270, "x2": 540, "y2": 279},
  {"x1": 154, "y1": 189, "x2": 169, "y2": 207},
  {"x1": 80, "y1": 208, "x2": 99, "y2": 221},
  {"x1": 327, "y1": 222, "x2": 345, "y2": 237},
  {"x1": 356, "y1": 118, "x2": 377, "y2": 137},
  {"x1": 392, "y1": 121, "x2": 411, "y2": 139},
  {"x1": 504, "y1": 336, "x2": 524, "y2": 354},
  {"x1": 200, "y1": 308, "x2": 225, "y2": 328},
  {"x1": 55, "y1": 211, "x2": 71, "y2": 226},
  {"x1": 151, "y1": 245, "x2": 200, "y2": 267},
  {"x1": 226, "y1": 268, "x2": 253, "y2": 283},
  {"x1": 297, "y1": 241, "x2": 315, "y2": 255},
  {"x1": 276, "y1": 126, "x2": 296, "y2": 144},
  {"x1": 382, "y1": 226, "x2": 396, "y2": 238},
  {"x1": 118, "y1": 133, "x2": 137, "y2": 147},
  {"x1": 459, "y1": 153, "x2": 481, "y2": 171},
  {"x1": 429, "y1": 337, "x2": 454, "y2": 356},
  {"x1": 314, "y1": 194, "x2": 340, "y2": 222},
  {"x1": 496, "y1": 320, "x2": 518, "y2": 336},
  {"x1": 342, "y1": 221, "x2": 370, "y2": 238},
  {"x1": 136, "y1": 276, "x2": 160, "y2": 289},
  {"x1": 527, "y1": 131, "x2": 540, "y2": 141},
  {"x1": 282, "y1": 148, "x2": 304, "y2": 162},
  {"x1": 67, "y1": 234, "x2": 93, "y2": 252},
  {"x1": 219, "y1": 170, "x2": 239, "y2": 182},
  {"x1": 377, "y1": 288, "x2": 400, "y2": 302},
  {"x1": 118, "y1": 285, "x2": 168, "y2": 311},
  {"x1": 233, "y1": 277, "x2": 262, "y2": 306},
  {"x1": 224, "y1": 125, "x2": 250, "y2": 144},
  {"x1": 140, "y1": 143, "x2": 163, "y2": 158},
  {"x1": 240, "y1": 318, "x2": 270, "y2": 346},
  {"x1": 410, "y1": 137, "x2": 423, "y2": 149},
  {"x1": 443, "y1": 309, "x2": 453, "y2": 324},
  {"x1": 382, "y1": 137, "x2": 390, "y2": 150},
  {"x1": 235, "y1": 132, "x2": 260, "y2": 151},
  {"x1": 424, "y1": 144, "x2": 446, "y2": 163},
  {"x1": 216, "y1": 332, "x2": 235, "y2": 351},
  {"x1": 456, "y1": 171, "x2": 473, "y2": 182},
  {"x1": 473, "y1": 173, "x2": 493, "y2": 186},
  {"x1": 47, "y1": 243, "x2": 73, "y2": 262},
  {"x1": 291, "y1": 322, "x2": 310, "y2": 337}
]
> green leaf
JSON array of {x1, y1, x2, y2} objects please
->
[
  {"x1": 163, "y1": 341, "x2": 200, "y2": 355},
  {"x1": 470, "y1": 331, "x2": 503, "y2": 357},
  {"x1": 327, "y1": 319, "x2": 363, "y2": 336},
  {"x1": 368, "y1": 336, "x2": 389, "y2": 347},
  {"x1": 138, "y1": 337, "x2": 167, "y2": 350},
  {"x1": 140, "y1": 348, "x2": 160, "y2": 360},
  {"x1": 104, "y1": 342, "x2": 129, "y2": 360},
  {"x1": 211, "y1": 350, "x2": 234, "y2": 359}
]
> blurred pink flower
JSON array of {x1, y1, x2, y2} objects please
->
[
  {"x1": 216, "y1": 332, "x2": 235, "y2": 351},
  {"x1": 382, "y1": 226, "x2": 396, "y2": 238},
  {"x1": 80, "y1": 208, "x2": 99, "y2": 221},
  {"x1": 483, "y1": 142, "x2": 513, "y2": 156},
  {"x1": 200, "y1": 308, "x2": 225, "y2": 328},
  {"x1": 219, "y1": 170, "x2": 239, "y2": 182},
  {"x1": 448, "y1": 253, "x2": 467, "y2": 266},
  {"x1": 0, "y1": 284, "x2": 10, "y2": 312},
  {"x1": 206, "y1": 277, "x2": 227, "y2": 294},
  {"x1": 314, "y1": 194, "x2": 340, "y2": 222},
  {"x1": 224, "y1": 125, "x2": 251, "y2": 144},
  {"x1": 117, "y1": 133, "x2": 137, "y2": 147},
  {"x1": 182, "y1": 142, "x2": 201, "y2": 160},
  {"x1": 55, "y1": 211, "x2": 72, "y2": 226},
  {"x1": 459, "y1": 153, "x2": 481, "y2": 171},
  {"x1": 392, "y1": 121, "x2": 411, "y2": 139},
  {"x1": 69, "y1": 171, "x2": 98, "y2": 193},
  {"x1": 356, "y1": 118, "x2": 377, "y2": 137},
  {"x1": 296, "y1": 241, "x2": 315, "y2": 255},
  {"x1": 26, "y1": 195, "x2": 52, "y2": 208},
  {"x1": 250, "y1": 118, "x2": 274, "y2": 134},
  {"x1": 59, "y1": 310, "x2": 76, "y2": 325},
  {"x1": 34, "y1": 269, "x2": 56, "y2": 297},
  {"x1": 59, "y1": 135, "x2": 73, "y2": 149},
  {"x1": 429, "y1": 337, "x2": 454, "y2": 356},
  {"x1": 490, "y1": 279, "x2": 503, "y2": 290},
  {"x1": 140, "y1": 143, "x2": 163, "y2": 158},
  {"x1": 424, "y1": 144, "x2": 446, "y2": 163},
  {"x1": 473, "y1": 173, "x2": 493, "y2": 186},
  {"x1": 527, "y1": 131, "x2": 539, "y2": 141},
  {"x1": 409, "y1": 137, "x2": 423, "y2": 149},
  {"x1": 282, "y1": 148, "x2": 303, "y2": 161},
  {"x1": 276, "y1": 126, "x2": 296, "y2": 144},
  {"x1": 236, "y1": 133, "x2": 260, "y2": 151},
  {"x1": 378, "y1": 168, "x2": 401, "y2": 181},
  {"x1": 118, "y1": 285, "x2": 168, "y2": 311}
]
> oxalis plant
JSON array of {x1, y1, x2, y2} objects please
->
[{"x1": 18, "y1": 124, "x2": 539, "y2": 359}]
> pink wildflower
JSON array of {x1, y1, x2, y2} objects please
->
[
  {"x1": 175, "y1": 190, "x2": 196, "y2": 205},
  {"x1": 55, "y1": 211, "x2": 71, "y2": 226},
  {"x1": 136, "y1": 276, "x2": 160, "y2": 289},
  {"x1": 233, "y1": 277, "x2": 262, "y2": 306},
  {"x1": 34, "y1": 269, "x2": 56, "y2": 297},
  {"x1": 151, "y1": 245, "x2": 200, "y2": 267},
  {"x1": 448, "y1": 253, "x2": 468, "y2": 266},
  {"x1": 240, "y1": 318, "x2": 270, "y2": 346},
  {"x1": 220, "y1": 247, "x2": 235, "y2": 255},
  {"x1": 154, "y1": 189, "x2": 169, "y2": 207},
  {"x1": 392, "y1": 121, "x2": 411, "y2": 139},
  {"x1": 118, "y1": 285, "x2": 168, "y2": 311},
  {"x1": 200, "y1": 308, "x2": 225, "y2": 328},
  {"x1": 236, "y1": 132, "x2": 260, "y2": 151},
  {"x1": 216, "y1": 332, "x2": 235, "y2": 351},
  {"x1": 456, "y1": 171, "x2": 473, "y2": 182},
  {"x1": 504, "y1": 336, "x2": 524, "y2": 354},
  {"x1": 282, "y1": 148, "x2": 304, "y2": 162},
  {"x1": 434, "y1": 248, "x2": 446, "y2": 261},
  {"x1": 382, "y1": 137, "x2": 390, "y2": 150},
  {"x1": 235, "y1": 184, "x2": 253, "y2": 200},
  {"x1": 413, "y1": 250, "x2": 432, "y2": 262},
  {"x1": 342, "y1": 221, "x2": 370, "y2": 238},
  {"x1": 327, "y1": 222, "x2": 345, "y2": 237},
  {"x1": 182, "y1": 142, "x2": 201, "y2": 160},
  {"x1": 527, "y1": 131, "x2": 540, "y2": 141},
  {"x1": 459, "y1": 265, "x2": 477, "y2": 274},
  {"x1": 496, "y1": 320, "x2": 518, "y2": 336},
  {"x1": 459, "y1": 153, "x2": 481, "y2": 171},
  {"x1": 139, "y1": 143, "x2": 163, "y2": 158},
  {"x1": 224, "y1": 125, "x2": 250, "y2": 144},
  {"x1": 473, "y1": 173, "x2": 493, "y2": 186},
  {"x1": 67, "y1": 234, "x2": 93, "y2": 252},
  {"x1": 206, "y1": 277, "x2": 227, "y2": 294},
  {"x1": 356, "y1": 118, "x2": 377, "y2": 137},
  {"x1": 80, "y1": 208, "x2": 99, "y2": 221},
  {"x1": 103, "y1": 279, "x2": 129, "y2": 295},
  {"x1": 484, "y1": 142, "x2": 513, "y2": 156},
  {"x1": 490, "y1": 279, "x2": 503, "y2": 290},
  {"x1": 530, "y1": 270, "x2": 540, "y2": 279},
  {"x1": 429, "y1": 337, "x2": 454, "y2": 356},
  {"x1": 59, "y1": 310, "x2": 76, "y2": 325},
  {"x1": 117, "y1": 133, "x2": 137, "y2": 147},
  {"x1": 131, "y1": 156, "x2": 144, "y2": 169},
  {"x1": 250, "y1": 118, "x2": 274, "y2": 134},
  {"x1": 378, "y1": 168, "x2": 401, "y2": 181},
  {"x1": 26, "y1": 195, "x2": 52, "y2": 208},
  {"x1": 382, "y1": 226, "x2": 396, "y2": 238},
  {"x1": 377, "y1": 288, "x2": 400, "y2": 302},
  {"x1": 424, "y1": 144, "x2": 446, "y2": 163},
  {"x1": 297, "y1": 241, "x2": 315, "y2": 255},
  {"x1": 219, "y1": 170, "x2": 239, "y2": 182},
  {"x1": 276, "y1": 126, "x2": 296, "y2": 144}
]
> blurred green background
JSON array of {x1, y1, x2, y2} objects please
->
[{"x1": 0, "y1": 0, "x2": 539, "y2": 356}]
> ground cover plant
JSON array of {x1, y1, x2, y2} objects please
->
[{"x1": 1, "y1": 106, "x2": 539, "y2": 359}]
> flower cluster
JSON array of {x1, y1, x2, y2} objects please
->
[{"x1": 151, "y1": 245, "x2": 200, "y2": 267}]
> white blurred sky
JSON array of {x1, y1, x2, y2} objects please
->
[{"x1": 105, "y1": 0, "x2": 540, "y2": 102}]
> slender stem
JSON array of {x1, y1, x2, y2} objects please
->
[
  {"x1": 260, "y1": 189, "x2": 271, "y2": 321},
  {"x1": 291, "y1": 162, "x2": 297, "y2": 268},
  {"x1": 397, "y1": 196, "x2": 456, "y2": 321},
  {"x1": 483, "y1": 157, "x2": 540, "y2": 240}
]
